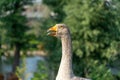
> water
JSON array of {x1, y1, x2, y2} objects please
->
[{"x1": 1, "y1": 56, "x2": 44, "y2": 80}]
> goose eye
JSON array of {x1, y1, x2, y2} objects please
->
[{"x1": 60, "y1": 26, "x2": 63, "y2": 28}]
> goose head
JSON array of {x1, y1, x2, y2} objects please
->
[{"x1": 47, "y1": 24, "x2": 70, "y2": 38}]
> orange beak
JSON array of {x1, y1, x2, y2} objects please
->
[{"x1": 47, "y1": 25, "x2": 57, "y2": 36}]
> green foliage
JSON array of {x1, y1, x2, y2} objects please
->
[
  {"x1": 64, "y1": 0, "x2": 120, "y2": 79},
  {"x1": 89, "y1": 62, "x2": 114, "y2": 80},
  {"x1": 0, "y1": 0, "x2": 32, "y2": 49},
  {"x1": 1, "y1": 15, "x2": 28, "y2": 45},
  {"x1": 32, "y1": 60, "x2": 49, "y2": 80},
  {"x1": 0, "y1": 0, "x2": 32, "y2": 12}
]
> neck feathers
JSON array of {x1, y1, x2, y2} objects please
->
[{"x1": 56, "y1": 31, "x2": 74, "y2": 80}]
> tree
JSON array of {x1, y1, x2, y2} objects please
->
[
  {"x1": 0, "y1": 0, "x2": 32, "y2": 72},
  {"x1": 64, "y1": 0, "x2": 120, "y2": 79}
]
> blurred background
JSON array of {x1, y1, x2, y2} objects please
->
[{"x1": 0, "y1": 0, "x2": 120, "y2": 80}]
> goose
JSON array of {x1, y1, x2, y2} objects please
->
[{"x1": 47, "y1": 24, "x2": 91, "y2": 80}]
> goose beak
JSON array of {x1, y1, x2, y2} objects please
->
[{"x1": 47, "y1": 25, "x2": 57, "y2": 36}]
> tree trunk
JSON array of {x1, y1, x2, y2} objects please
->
[{"x1": 12, "y1": 43, "x2": 21, "y2": 73}]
